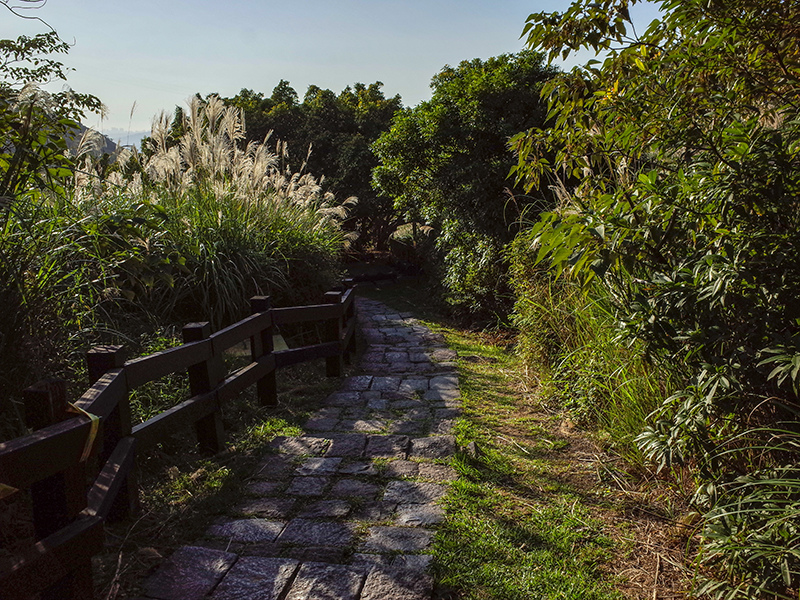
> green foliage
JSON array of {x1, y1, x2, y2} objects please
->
[
  {"x1": 373, "y1": 51, "x2": 557, "y2": 317},
  {"x1": 0, "y1": 91, "x2": 351, "y2": 438},
  {"x1": 514, "y1": 0, "x2": 800, "y2": 595},
  {"x1": 225, "y1": 81, "x2": 402, "y2": 250},
  {"x1": 0, "y1": 32, "x2": 102, "y2": 200},
  {"x1": 509, "y1": 242, "x2": 673, "y2": 465}
]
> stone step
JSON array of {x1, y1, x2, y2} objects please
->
[{"x1": 139, "y1": 296, "x2": 459, "y2": 600}]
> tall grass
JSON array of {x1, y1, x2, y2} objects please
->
[
  {"x1": 0, "y1": 95, "x2": 353, "y2": 439},
  {"x1": 509, "y1": 246, "x2": 675, "y2": 466}
]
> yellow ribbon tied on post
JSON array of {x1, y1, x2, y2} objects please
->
[
  {"x1": 0, "y1": 483, "x2": 18, "y2": 500},
  {"x1": 0, "y1": 404, "x2": 100, "y2": 501},
  {"x1": 67, "y1": 403, "x2": 101, "y2": 462}
]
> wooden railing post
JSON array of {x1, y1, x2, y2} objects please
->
[
  {"x1": 183, "y1": 322, "x2": 225, "y2": 454},
  {"x1": 86, "y1": 345, "x2": 138, "y2": 521},
  {"x1": 23, "y1": 379, "x2": 94, "y2": 600},
  {"x1": 342, "y1": 279, "x2": 357, "y2": 362},
  {"x1": 324, "y1": 291, "x2": 344, "y2": 377},
  {"x1": 251, "y1": 296, "x2": 277, "y2": 407}
]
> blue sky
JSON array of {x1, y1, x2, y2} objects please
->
[{"x1": 2, "y1": 0, "x2": 660, "y2": 142}]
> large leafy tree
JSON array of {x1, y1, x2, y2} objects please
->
[
  {"x1": 373, "y1": 51, "x2": 557, "y2": 316},
  {"x1": 514, "y1": 1, "x2": 800, "y2": 595}
]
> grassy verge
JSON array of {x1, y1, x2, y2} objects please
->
[
  {"x1": 359, "y1": 277, "x2": 690, "y2": 600},
  {"x1": 437, "y1": 330, "x2": 620, "y2": 600}
]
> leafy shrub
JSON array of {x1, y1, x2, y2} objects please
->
[
  {"x1": 514, "y1": 0, "x2": 800, "y2": 595},
  {"x1": 1, "y1": 91, "x2": 352, "y2": 438},
  {"x1": 372, "y1": 51, "x2": 557, "y2": 318}
]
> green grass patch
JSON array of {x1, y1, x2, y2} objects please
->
[{"x1": 359, "y1": 281, "x2": 623, "y2": 600}]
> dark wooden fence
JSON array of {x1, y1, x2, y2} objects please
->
[{"x1": 0, "y1": 285, "x2": 357, "y2": 599}]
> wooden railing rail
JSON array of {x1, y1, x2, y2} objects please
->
[{"x1": 0, "y1": 283, "x2": 357, "y2": 600}]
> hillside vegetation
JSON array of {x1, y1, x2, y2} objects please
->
[{"x1": 2, "y1": 2, "x2": 799, "y2": 597}]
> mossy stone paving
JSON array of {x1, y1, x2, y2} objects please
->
[{"x1": 140, "y1": 297, "x2": 459, "y2": 600}]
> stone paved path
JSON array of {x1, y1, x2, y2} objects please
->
[{"x1": 138, "y1": 296, "x2": 460, "y2": 600}]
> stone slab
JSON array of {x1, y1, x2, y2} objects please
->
[
  {"x1": 210, "y1": 557, "x2": 299, "y2": 600},
  {"x1": 234, "y1": 498, "x2": 296, "y2": 519},
  {"x1": 361, "y1": 527, "x2": 434, "y2": 553},
  {"x1": 429, "y1": 377, "x2": 458, "y2": 390},
  {"x1": 361, "y1": 566, "x2": 434, "y2": 600},
  {"x1": 384, "y1": 481, "x2": 447, "y2": 505},
  {"x1": 339, "y1": 461, "x2": 378, "y2": 476},
  {"x1": 365, "y1": 435, "x2": 409, "y2": 458},
  {"x1": 296, "y1": 457, "x2": 342, "y2": 475},
  {"x1": 285, "y1": 562, "x2": 364, "y2": 600},
  {"x1": 286, "y1": 476, "x2": 328, "y2": 496},
  {"x1": 350, "y1": 419, "x2": 385, "y2": 432},
  {"x1": 278, "y1": 519, "x2": 354, "y2": 546},
  {"x1": 366, "y1": 396, "x2": 389, "y2": 410},
  {"x1": 409, "y1": 436, "x2": 456, "y2": 459},
  {"x1": 370, "y1": 376, "x2": 402, "y2": 391},
  {"x1": 396, "y1": 504, "x2": 445, "y2": 526},
  {"x1": 330, "y1": 478, "x2": 381, "y2": 500},
  {"x1": 246, "y1": 481, "x2": 282, "y2": 496},
  {"x1": 270, "y1": 436, "x2": 329, "y2": 456},
  {"x1": 398, "y1": 378, "x2": 429, "y2": 392},
  {"x1": 392, "y1": 554, "x2": 433, "y2": 571},
  {"x1": 142, "y1": 546, "x2": 237, "y2": 600},
  {"x1": 325, "y1": 433, "x2": 367, "y2": 457},
  {"x1": 298, "y1": 499, "x2": 351, "y2": 518},
  {"x1": 351, "y1": 500, "x2": 398, "y2": 522},
  {"x1": 206, "y1": 519, "x2": 285, "y2": 543}
]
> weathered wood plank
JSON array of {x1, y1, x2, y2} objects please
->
[
  {"x1": 341, "y1": 287, "x2": 354, "y2": 313},
  {"x1": 131, "y1": 392, "x2": 218, "y2": 452},
  {"x1": 0, "y1": 418, "x2": 93, "y2": 490},
  {"x1": 0, "y1": 514, "x2": 104, "y2": 599},
  {"x1": 210, "y1": 311, "x2": 272, "y2": 354},
  {"x1": 272, "y1": 303, "x2": 340, "y2": 326},
  {"x1": 217, "y1": 354, "x2": 276, "y2": 404},
  {"x1": 124, "y1": 338, "x2": 213, "y2": 389},
  {"x1": 343, "y1": 317, "x2": 357, "y2": 348},
  {"x1": 73, "y1": 369, "x2": 127, "y2": 419},
  {"x1": 274, "y1": 341, "x2": 340, "y2": 369},
  {"x1": 86, "y1": 436, "x2": 136, "y2": 520}
]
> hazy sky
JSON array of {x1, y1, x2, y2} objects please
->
[{"x1": 2, "y1": 0, "x2": 660, "y2": 141}]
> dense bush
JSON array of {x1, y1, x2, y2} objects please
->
[
  {"x1": 513, "y1": 0, "x2": 800, "y2": 595},
  {"x1": 0, "y1": 90, "x2": 352, "y2": 440},
  {"x1": 373, "y1": 51, "x2": 557, "y2": 319}
]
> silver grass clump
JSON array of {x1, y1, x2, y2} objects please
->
[{"x1": 119, "y1": 95, "x2": 353, "y2": 222}]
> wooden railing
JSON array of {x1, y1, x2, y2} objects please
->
[{"x1": 0, "y1": 285, "x2": 357, "y2": 600}]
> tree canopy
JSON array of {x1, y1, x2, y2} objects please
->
[
  {"x1": 373, "y1": 50, "x2": 557, "y2": 315},
  {"x1": 225, "y1": 81, "x2": 403, "y2": 250}
]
